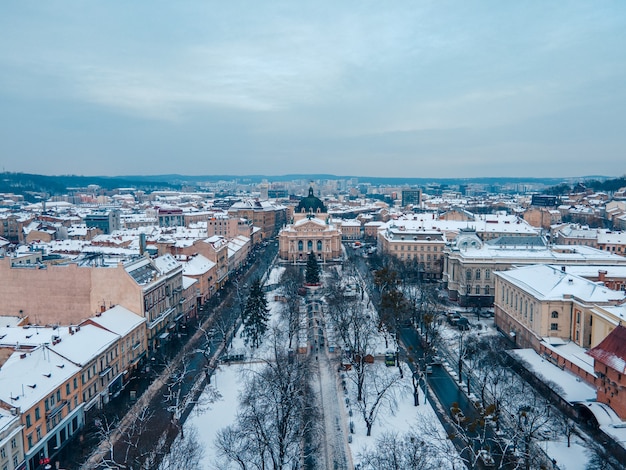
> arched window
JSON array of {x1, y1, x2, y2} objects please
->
[
  {"x1": 317, "y1": 240, "x2": 322, "y2": 251},
  {"x1": 551, "y1": 311, "x2": 559, "y2": 319},
  {"x1": 475, "y1": 285, "x2": 481, "y2": 294},
  {"x1": 466, "y1": 269, "x2": 472, "y2": 280},
  {"x1": 485, "y1": 269, "x2": 491, "y2": 280},
  {"x1": 530, "y1": 304, "x2": 534, "y2": 322},
  {"x1": 484, "y1": 285, "x2": 490, "y2": 295},
  {"x1": 298, "y1": 240, "x2": 303, "y2": 251},
  {"x1": 307, "y1": 240, "x2": 313, "y2": 251},
  {"x1": 475, "y1": 269, "x2": 481, "y2": 280}
]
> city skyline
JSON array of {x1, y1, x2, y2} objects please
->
[{"x1": 1, "y1": 1, "x2": 625, "y2": 178}]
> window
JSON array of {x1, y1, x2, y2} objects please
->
[
  {"x1": 0, "y1": 448, "x2": 5, "y2": 458},
  {"x1": 35, "y1": 407, "x2": 40, "y2": 420},
  {"x1": 484, "y1": 285, "x2": 490, "y2": 295},
  {"x1": 475, "y1": 269, "x2": 481, "y2": 280},
  {"x1": 26, "y1": 414, "x2": 32, "y2": 428},
  {"x1": 551, "y1": 311, "x2": 559, "y2": 319},
  {"x1": 485, "y1": 269, "x2": 491, "y2": 280},
  {"x1": 530, "y1": 304, "x2": 534, "y2": 322},
  {"x1": 27, "y1": 434, "x2": 33, "y2": 449},
  {"x1": 475, "y1": 285, "x2": 480, "y2": 294},
  {"x1": 298, "y1": 240, "x2": 303, "y2": 251},
  {"x1": 36, "y1": 426, "x2": 41, "y2": 440},
  {"x1": 466, "y1": 269, "x2": 472, "y2": 280},
  {"x1": 307, "y1": 240, "x2": 312, "y2": 251},
  {"x1": 74, "y1": 377, "x2": 78, "y2": 389},
  {"x1": 550, "y1": 323, "x2": 558, "y2": 331},
  {"x1": 317, "y1": 240, "x2": 322, "y2": 251},
  {"x1": 66, "y1": 383, "x2": 70, "y2": 395}
]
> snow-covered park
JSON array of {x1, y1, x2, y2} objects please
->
[
  {"x1": 178, "y1": 265, "x2": 459, "y2": 469},
  {"x1": 173, "y1": 264, "x2": 625, "y2": 470}
]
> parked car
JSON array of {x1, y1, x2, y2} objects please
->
[
  {"x1": 447, "y1": 312, "x2": 461, "y2": 325},
  {"x1": 457, "y1": 316, "x2": 470, "y2": 330}
]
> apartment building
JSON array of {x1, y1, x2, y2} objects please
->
[
  {"x1": 81, "y1": 306, "x2": 147, "y2": 383},
  {"x1": 0, "y1": 254, "x2": 183, "y2": 356},
  {"x1": 377, "y1": 226, "x2": 446, "y2": 280},
  {"x1": 227, "y1": 199, "x2": 287, "y2": 240},
  {"x1": 0, "y1": 346, "x2": 83, "y2": 470},
  {"x1": 0, "y1": 408, "x2": 24, "y2": 470}
]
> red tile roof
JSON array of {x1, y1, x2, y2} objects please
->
[{"x1": 587, "y1": 325, "x2": 626, "y2": 374}]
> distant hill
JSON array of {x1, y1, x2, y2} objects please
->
[
  {"x1": 1, "y1": 172, "x2": 619, "y2": 202},
  {"x1": 0, "y1": 172, "x2": 178, "y2": 201},
  {"x1": 123, "y1": 173, "x2": 586, "y2": 187}
]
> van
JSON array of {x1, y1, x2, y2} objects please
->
[{"x1": 385, "y1": 351, "x2": 395, "y2": 367}]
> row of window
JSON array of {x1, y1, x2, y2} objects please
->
[
  {"x1": 295, "y1": 240, "x2": 326, "y2": 251},
  {"x1": 0, "y1": 438, "x2": 18, "y2": 465},
  {"x1": 398, "y1": 253, "x2": 442, "y2": 262},
  {"x1": 466, "y1": 268, "x2": 491, "y2": 280},
  {"x1": 0, "y1": 454, "x2": 20, "y2": 470},
  {"x1": 395, "y1": 244, "x2": 440, "y2": 252},
  {"x1": 502, "y1": 287, "x2": 536, "y2": 324}
]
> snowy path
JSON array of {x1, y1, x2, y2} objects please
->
[{"x1": 315, "y1": 349, "x2": 352, "y2": 470}]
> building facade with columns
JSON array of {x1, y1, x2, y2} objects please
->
[{"x1": 278, "y1": 187, "x2": 342, "y2": 263}]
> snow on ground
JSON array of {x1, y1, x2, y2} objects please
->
[
  {"x1": 509, "y1": 349, "x2": 596, "y2": 403},
  {"x1": 264, "y1": 265, "x2": 285, "y2": 287},
  {"x1": 185, "y1": 364, "x2": 243, "y2": 469},
  {"x1": 347, "y1": 362, "x2": 461, "y2": 469},
  {"x1": 543, "y1": 437, "x2": 592, "y2": 470}
]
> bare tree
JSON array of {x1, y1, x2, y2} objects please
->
[
  {"x1": 278, "y1": 265, "x2": 304, "y2": 349},
  {"x1": 353, "y1": 362, "x2": 410, "y2": 436},
  {"x1": 215, "y1": 329, "x2": 321, "y2": 470},
  {"x1": 357, "y1": 430, "x2": 447, "y2": 470},
  {"x1": 162, "y1": 352, "x2": 221, "y2": 440},
  {"x1": 157, "y1": 425, "x2": 205, "y2": 470},
  {"x1": 89, "y1": 405, "x2": 154, "y2": 470},
  {"x1": 336, "y1": 303, "x2": 379, "y2": 402}
]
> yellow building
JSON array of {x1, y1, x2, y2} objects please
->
[
  {"x1": 494, "y1": 265, "x2": 626, "y2": 351},
  {"x1": 377, "y1": 226, "x2": 446, "y2": 280},
  {"x1": 0, "y1": 346, "x2": 83, "y2": 470}
]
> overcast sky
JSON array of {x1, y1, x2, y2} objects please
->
[{"x1": 1, "y1": 1, "x2": 625, "y2": 178}]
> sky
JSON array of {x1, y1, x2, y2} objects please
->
[{"x1": 1, "y1": 1, "x2": 625, "y2": 178}]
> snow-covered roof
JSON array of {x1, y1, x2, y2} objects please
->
[
  {"x1": 0, "y1": 345, "x2": 81, "y2": 411},
  {"x1": 153, "y1": 253, "x2": 181, "y2": 274},
  {"x1": 88, "y1": 305, "x2": 145, "y2": 336},
  {"x1": 49, "y1": 324, "x2": 118, "y2": 365},
  {"x1": 496, "y1": 264, "x2": 626, "y2": 303},
  {"x1": 183, "y1": 254, "x2": 216, "y2": 276},
  {"x1": 182, "y1": 276, "x2": 198, "y2": 290},
  {"x1": 509, "y1": 348, "x2": 596, "y2": 402}
]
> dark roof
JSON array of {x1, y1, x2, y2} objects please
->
[
  {"x1": 296, "y1": 187, "x2": 326, "y2": 213},
  {"x1": 587, "y1": 325, "x2": 626, "y2": 374},
  {"x1": 486, "y1": 235, "x2": 546, "y2": 247}
]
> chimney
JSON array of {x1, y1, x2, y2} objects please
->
[
  {"x1": 598, "y1": 270, "x2": 607, "y2": 282},
  {"x1": 140, "y1": 232, "x2": 147, "y2": 256}
]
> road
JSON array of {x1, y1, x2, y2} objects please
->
[{"x1": 75, "y1": 242, "x2": 278, "y2": 469}]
